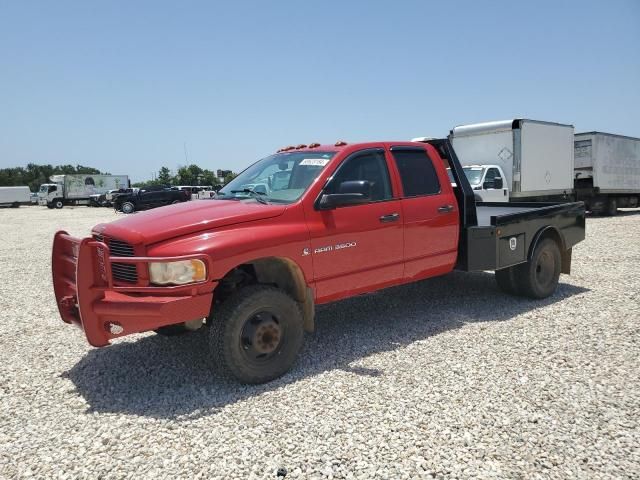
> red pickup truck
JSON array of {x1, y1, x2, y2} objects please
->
[{"x1": 52, "y1": 138, "x2": 585, "y2": 383}]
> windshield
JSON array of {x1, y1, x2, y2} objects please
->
[
  {"x1": 462, "y1": 167, "x2": 485, "y2": 185},
  {"x1": 218, "y1": 151, "x2": 336, "y2": 204}
]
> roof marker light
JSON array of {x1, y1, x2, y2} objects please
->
[
  {"x1": 308, "y1": 142, "x2": 320, "y2": 148},
  {"x1": 335, "y1": 140, "x2": 348, "y2": 146},
  {"x1": 295, "y1": 144, "x2": 307, "y2": 149}
]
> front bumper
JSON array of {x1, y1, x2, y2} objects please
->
[{"x1": 52, "y1": 231, "x2": 215, "y2": 346}]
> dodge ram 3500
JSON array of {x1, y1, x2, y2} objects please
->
[{"x1": 52, "y1": 138, "x2": 585, "y2": 383}]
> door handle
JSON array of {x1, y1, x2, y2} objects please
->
[
  {"x1": 379, "y1": 213, "x2": 400, "y2": 223},
  {"x1": 437, "y1": 204, "x2": 454, "y2": 213}
]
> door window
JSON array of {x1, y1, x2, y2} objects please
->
[
  {"x1": 390, "y1": 148, "x2": 440, "y2": 197},
  {"x1": 484, "y1": 168, "x2": 501, "y2": 188},
  {"x1": 326, "y1": 150, "x2": 392, "y2": 202}
]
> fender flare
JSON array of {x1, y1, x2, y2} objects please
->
[{"x1": 528, "y1": 226, "x2": 571, "y2": 274}]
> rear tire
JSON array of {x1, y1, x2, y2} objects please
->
[
  {"x1": 121, "y1": 201, "x2": 135, "y2": 214},
  {"x1": 516, "y1": 238, "x2": 562, "y2": 299},
  {"x1": 606, "y1": 198, "x2": 618, "y2": 216},
  {"x1": 495, "y1": 267, "x2": 521, "y2": 295},
  {"x1": 208, "y1": 285, "x2": 304, "y2": 384}
]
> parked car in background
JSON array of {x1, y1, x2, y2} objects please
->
[
  {"x1": 0, "y1": 186, "x2": 31, "y2": 207},
  {"x1": 112, "y1": 185, "x2": 189, "y2": 214},
  {"x1": 172, "y1": 185, "x2": 217, "y2": 200}
]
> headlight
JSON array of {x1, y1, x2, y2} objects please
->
[{"x1": 148, "y1": 259, "x2": 207, "y2": 285}]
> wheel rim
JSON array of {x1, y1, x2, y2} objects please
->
[
  {"x1": 535, "y1": 250, "x2": 555, "y2": 287},
  {"x1": 240, "y1": 312, "x2": 283, "y2": 361},
  {"x1": 123, "y1": 203, "x2": 133, "y2": 213}
]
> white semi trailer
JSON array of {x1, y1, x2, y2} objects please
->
[
  {"x1": 38, "y1": 174, "x2": 129, "y2": 209},
  {"x1": 445, "y1": 119, "x2": 575, "y2": 203},
  {"x1": 574, "y1": 132, "x2": 640, "y2": 215},
  {"x1": 0, "y1": 186, "x2": 31, "y2": 207}
]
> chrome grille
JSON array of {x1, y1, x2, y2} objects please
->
[{"x1": 109, "y1": 239, "x2": 137, "y2": 283}]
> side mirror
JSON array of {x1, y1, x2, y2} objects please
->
[
  {"x1": 494, "y1": 177, "x2": 503, "y2": 189},
  {"x1": 318, "y1": 180, "x2": 371, "y2": 210}
]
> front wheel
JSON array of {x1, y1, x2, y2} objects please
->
[
  {"x1": 208, "y1": 285, "x2": 304, "y2": 384},
  {"x1": 515, "y1": 238, "x2": 562, "y2": 299},
  {"x1": 121, "y1": 201, "x2": 135, "y2": 214},
  {"x1": 54, "y1": 199, "x2": 64, "y2": 209}
]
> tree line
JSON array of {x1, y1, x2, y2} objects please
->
[
  {"x1": 0, "y1": 164, "x2": 105, "y2": 192},
  {"x1": 0, "y1": 163, "x2": 237, "y2": 191},
  {"x1": 133, "y1": 165, "x2": 236, "y2": 188}
]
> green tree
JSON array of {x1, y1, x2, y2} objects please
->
[{"x1": 157, "y1": 166, "x2": 173, "y2": 185}]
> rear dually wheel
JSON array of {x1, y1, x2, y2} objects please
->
[{"x1": 515, "y1": 238, "x2": 562, "y2": 299}]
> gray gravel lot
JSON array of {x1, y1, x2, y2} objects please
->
[{"x1": 0, "y1": 205, "x2": 638, "y2": 479}]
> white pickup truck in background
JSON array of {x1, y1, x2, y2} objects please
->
[{"x1": 447, "y1": 164, "x2": 510, "y2": 202}]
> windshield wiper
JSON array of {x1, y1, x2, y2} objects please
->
[{"x1": 229, "y1": 189, "x2": 270, "y2": 204}]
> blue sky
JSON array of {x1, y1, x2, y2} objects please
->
[{"x1": 1, "y1": 0, "x2": 639, "y2": 181}]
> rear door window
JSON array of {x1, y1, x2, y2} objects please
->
[{"x1": 390, "y1": 148, "x2": 441, "y2": 197}]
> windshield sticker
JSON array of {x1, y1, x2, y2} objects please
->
[{"x1": 300, "y1": 158, "x2": 330, "y2": 167}]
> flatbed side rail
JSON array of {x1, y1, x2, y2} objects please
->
[{"x1": 478, "y1": 201, "x2": 586, "y2": 227}]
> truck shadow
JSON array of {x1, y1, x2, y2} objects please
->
[{"x1": 62, "y1": 271, "x2": 589, "y2": 419}]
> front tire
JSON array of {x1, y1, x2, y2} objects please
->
[
  {"x1": 515, "y1": 238, "x2": 562, "y2": 299},
  {"x1": 54, "y1": 199, "x2": 64, "y2": 209},
  {"x1": 208, "y1": 285, "x2": 304, "y2": 384},
  {"x1": 121, "y1": 201, "x2": 135, "y2": 214}
]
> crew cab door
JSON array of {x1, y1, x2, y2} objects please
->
[
  {"x1": 480, "y1": 167, "x2": 508, "y2": 202},
  {"x1": 304, "y1": 148, "x2": 403, "y2": 302},
  {"x1": 388, "y1": 145, "x2": 459, "y2": 281}
]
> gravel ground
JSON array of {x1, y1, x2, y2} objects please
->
[{"x1": 0, "y1": 205, "x2": 638, "y2": 479}]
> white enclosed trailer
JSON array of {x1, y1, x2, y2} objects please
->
[
  {"x1": 0, "y1": 186, "x2": 31, "y2": 207},
  {"x1": 450, "y1": 119, "x2": 575, "y2": 201},
  {"x1": 574, "y1": 132, "x2": 640, "y2": 215},
  {"x1": 38, "y1": 174, "x2": 129, "y2": 208}
]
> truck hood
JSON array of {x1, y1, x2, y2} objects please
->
[{"x1": 94, "y1": 200, "x2": 287, "y2": 245}]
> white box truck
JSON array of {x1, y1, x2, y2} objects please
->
[
  {"x1": 38, "y1": 174, "x2": 129, "y2": 209},
  {"x1": 574, "y1": 132, "x2": 640, "y2": 215},
  {"x1": 0, "y1": 186, "x2": 32, "y2": 207},
  {"x1": 446, "y1": 119, "x2": 575, "y2": 203}
]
